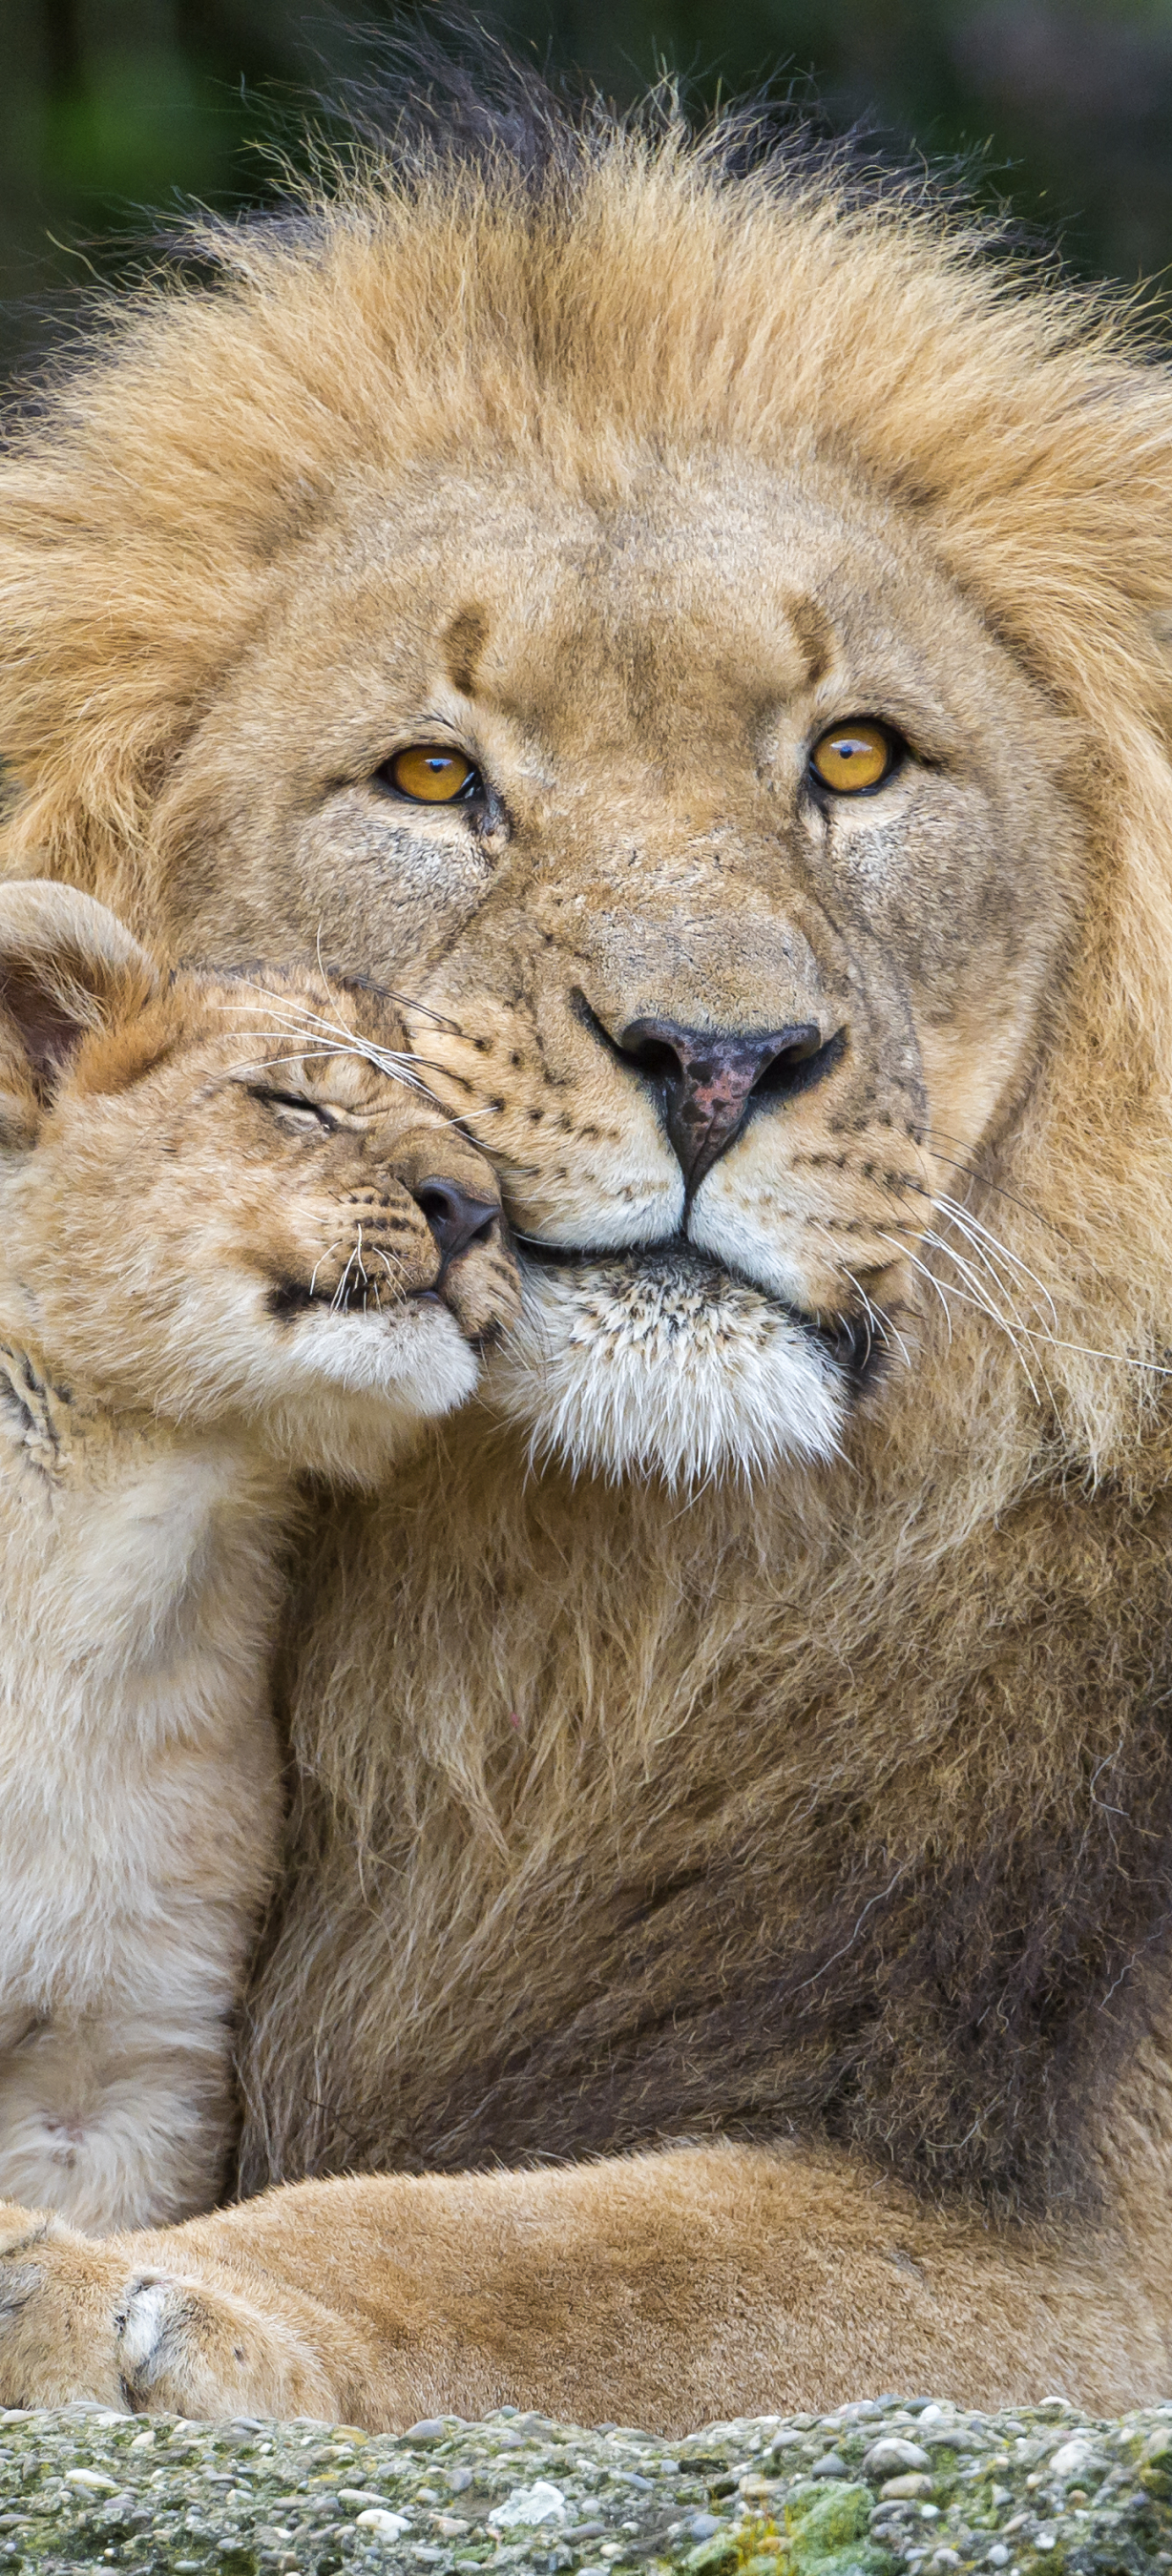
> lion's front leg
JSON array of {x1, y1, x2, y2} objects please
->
[
  {"x1": 0, "y1": 2208, "x2": 128, "y2": 2407},
  {"x1": 0, "y1": 2203, "x2": 343, "y2": 2418},
  {"x1": 4, "y1": 2143, "x2": 1171, "y2": 2433}
]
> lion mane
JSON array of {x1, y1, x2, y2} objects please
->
[{"x1": 6, "y1": 46, "x2": 1172, "y2": 2228}]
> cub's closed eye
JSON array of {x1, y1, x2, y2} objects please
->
[
  {"x1": 248, "y1": 1087, "x2": 336, "y2": 1130},
  {"x1": 381, "y1": 745, "x2": 482, "y2": 803},
  {"x1": 809, "y1": 719, "x2": 899, "y2": 795}
]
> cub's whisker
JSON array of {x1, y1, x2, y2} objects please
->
[
  {"x1": 331, "y1": 1239, "x2": 363, "y2": 1313},
  {"x1": 308, "y1": 1241, "x2": 343, "y2": 1299}
]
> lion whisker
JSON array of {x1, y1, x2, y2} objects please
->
[
  {"x1": 218, "y1": 987, "x2": 439, "y2": 1096},
  {"x1": 894, "y1": 1165, "x2": 1164, "y2": 1404},
  {"x1": 842, "y1": 1267, "x2": 912, "y2": 1372},
  {"x1": 924, "y1": 1128, "x2": 1077, "y2": 1249},
  {"x1": 228, "y1": 1047, "x2": 354, "y2": 1079},
  {"x1": 225, "y1": 1010, "x2": 431, "y2": 1071},
  {"x1": 1022, "y1": 1333, "x2": 1172, "y2": 1377},
  {"x1": 878, "y1": 1233, "x2": 956, "y2": 1346},
  {"x1": 258, "y1": 981, "x2": 446, "y2": 1066},
  {"x1": 882, "y1": 1227, "x2": 1049, "y2": 1405},
  {"x1": 917, "y1": 1226, "x2": 1048, "y2": 1406},
  {"x1": 902, "y1": 1215, "x2": 1172, "y2": 1383},
  {"x1": 915, "y1": 1202, "x2": 1172, "y2": 1381},
  {"x1": 909, "y1": 1180, "x2": 1060, "y2": 1331},
  {"x1": 918, "y1": 1219, "x2": 1043, "y2": 1348}
]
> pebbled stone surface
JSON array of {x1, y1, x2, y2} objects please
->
[{"x1": 1, "y1": 2395, "x2": 1171, "y2": 2575}]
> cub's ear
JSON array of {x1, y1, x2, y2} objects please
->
[{"x1": 0, "y1": 880, "x2": 159, "y2": 1142}]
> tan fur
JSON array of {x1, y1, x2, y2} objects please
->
[
  {"x1": 0, "y1": 882, "x2": 517, "y2": 2233},
  {"x1": 6, "y1": 73, "x2": 1172, "y2": 2421},
  {"x1": 2, "y1": 2139, "x2": 1172, "y2": 2430}
]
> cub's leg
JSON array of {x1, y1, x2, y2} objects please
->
[
  {"x1": 0, "y1": 2015, "x2": 237, "y2": 2235},
  {"x1": 2, "y1": 2143, "x2": 1169, "y2": 2430}
]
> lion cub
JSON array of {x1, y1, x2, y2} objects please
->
[{"x1": 0, "y1": 881, "x2": 517, "y2": 2233}]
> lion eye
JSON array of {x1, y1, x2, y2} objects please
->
[
  {"x1": 809, "y1": 720, "x2": 897, "y2": 795},
  {"x1": 386, "y1": 745, "x2": 480, "y2": 803}
]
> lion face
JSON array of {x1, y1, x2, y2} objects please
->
[{"x1": 145, "y1": 448, "x2": 1085, "y2": 1483}]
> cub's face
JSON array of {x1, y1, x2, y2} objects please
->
[
  {"x1": 154, "y1": 451, "x2": 1088, "y2": 1484},
  {"x1": 8, "y1": 966, "x2": 519, "y2": 1472}
]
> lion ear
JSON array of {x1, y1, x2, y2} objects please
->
[{"x1": 0, "y1": 880, "x2": 159, "y2": 1138}]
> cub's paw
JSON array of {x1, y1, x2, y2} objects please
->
[{"x1": 0, "y1": 2204, "x2": 334, "y2": 2419}]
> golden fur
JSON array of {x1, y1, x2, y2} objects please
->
[
  {"x1": 5, "y1": 58, "x2": 1172, "y2": 2422},
  {"x1": 0, "y1": 880, "x2": 516, "y2": 2233}
]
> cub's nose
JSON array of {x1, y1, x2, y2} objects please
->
[{"x1": 412, "y1": 1178, "x2": 501, "y2": 1270}]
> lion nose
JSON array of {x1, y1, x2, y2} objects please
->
[
  {"x1": 615, "y1": 1016, "x2": 835, "y2": 1190},
  {"x1": 413, "y1": 1179, "x2": 500, "y2": 1270}
]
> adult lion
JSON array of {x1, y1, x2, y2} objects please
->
[{"x1": 4, "y1": 52, "x2": 1172, "y2": 2433}]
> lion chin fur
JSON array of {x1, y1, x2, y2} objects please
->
[
  {"x1": 490, "y1": 1252, "x2": 847, "y2": 1485},
  {"x1": 9, "y1": 38, "x2": 1172, "y2": 2285}
]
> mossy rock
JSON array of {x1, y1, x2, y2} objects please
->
[{"x1": 1, "y1": 2398, "x2": 1171, "y2": 2576}]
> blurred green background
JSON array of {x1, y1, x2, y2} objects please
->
[{"x1": 5, "y1": 0, "x2": 1172, "y2": 376}]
